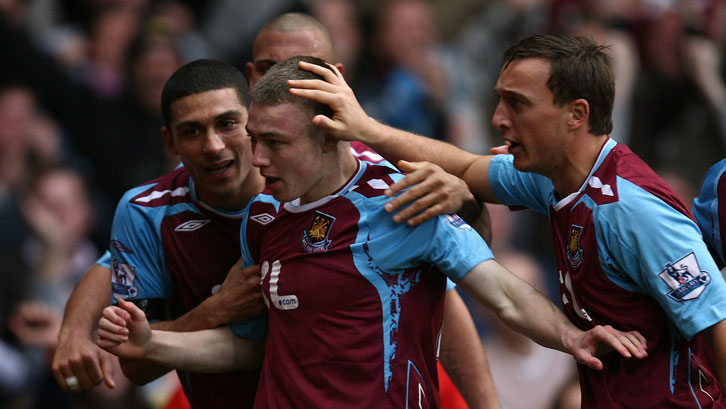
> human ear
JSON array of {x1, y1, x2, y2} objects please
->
[{"x1": 568, "y1": 98, "x2": 589, "y2": 130}]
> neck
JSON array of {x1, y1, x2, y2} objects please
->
[
  {"x1": 202, "y1": 168, "x2": 265, "y2": 211},
  {"x1": 300, "y1": 144, "x2": 358, "y2": 204},
  {"x1": 549, "y1": 134, "x2": 609, "y2": 197}
]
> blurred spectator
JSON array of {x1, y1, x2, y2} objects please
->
[
  {"x1": 658, "y1": 167, "x2": 697, "y2": 209},
  {"x1": 455, "y1": 0, "x2": 550, "y2": 149},
  {"x1": 2, "y1": 166, "x2": 97, "y2": 378},
  {"x1": 3, "y1": 165, "x2": 151, "y2": 409},
  {"x1": 556, "y1": 1, "x2": 640, "y2": 144},
  {"x1": 626, "y1": 1, "x2": 726, "y2": 187},
  {"x1": 73, "y1": 4, "x2": 143, "y2": 99},
  {"x1": 150, "y1": 0, "x2": 212, "y2": 62},
  {"x1": 549, "y1": 376, "x2": 581, "y2": 409},
  {"x1": 310, "y1": 0, "x2": 364, "y2": 83},
  {"x1": 308, "y1": 0, "x2": 364, "y2": 86},
  {"x1": 356, "y1": 0, "x2": 487, "y2": 153},
  {"x1": 0, "y1": 11, "x2": 184, "y2": 247}
]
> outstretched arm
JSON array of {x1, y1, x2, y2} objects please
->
[
  {"x1": 459, "y1": 259, "x2": 648, "y2": 370},
  {"x1": 98, "y1": 299, "x2": 263, "y2": 373},
  {"x1": 440, "y1": 290, "x2": 501, "y2": 409},
  {"x1": 52, "y1": 264, "x2": 116, "y2": 391},
  {"x1": 119, "y1": 260, "x2": 264, "y2": 384}
]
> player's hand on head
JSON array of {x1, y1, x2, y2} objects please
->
[
  {"x1": 97, "y1": 299, "x2": 151, "y2": 360},
  {"x1": 288, "y1": 61, "x2": 376, "y2": 144},
  {"x1": 565, "y1": 325, "x2": 648, "y2": 371},
  {"x1": 218, "y1": 260, "x2": 265, "y2": 322},
  {"x1": 383, "y1": 160, "x2": 472, "y2": 226}
]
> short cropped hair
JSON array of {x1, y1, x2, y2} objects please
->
[
  {"x1": 254, "y1": 13, "x2": 335, "y2": 61},
  {"x1": 502, "y1": 34, "x2": 614, "y2": 135},
  {"x1": 161, "y1": 59, "x2": 250, "y2": 129},
  {"x1": 250, "y1": 55, "x2": 334, "y2": 121}
]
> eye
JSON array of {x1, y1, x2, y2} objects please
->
[
  {"x1": 180, "y1": 127, "x2": 200, "y2": 137},
  {"x1": 219, "y1": 119, "x2": 237, "y2": 129},
  {"x1": 255, "y1": 61, "x2": 276, "y2": 76}
]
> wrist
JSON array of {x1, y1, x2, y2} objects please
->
[{"x1": 359, "y1": 116, "x2": 386, "y2": 146}]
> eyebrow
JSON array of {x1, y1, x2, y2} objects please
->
[{"x1": 175, "y1": 110, "x2": 243, "y2": 131}]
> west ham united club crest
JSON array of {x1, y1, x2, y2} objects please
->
[
  {"x1": 567, "y1": 225, "x2": 584, "y2": 267},
  {"x1": 302, "y1": 211, "x2": 335, "y2": 253},
  {"x1": 659, "y1": 252, "x2": 711, "y2": 301}
]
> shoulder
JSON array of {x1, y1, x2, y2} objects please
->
[
  {"x1": 347, "y1": 162, "x2": 403, "y2": 200},
  {"x1": 122, "y1": 167, "x2": 193, "y2": 209},
  {"x1": 598, "y1": 145, "x2": 690, "y2": 217}
]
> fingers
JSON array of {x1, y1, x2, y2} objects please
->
[
  {"x1": 99, "y1": 350, "x2": 116, "y2": 389},
  {"x1": 297, "y1": 60, "x2": 343, "y2": 81},
  {"x1": 51, "y1": 343, "x2": 106, "y2": 392},
  {"x1": 489, "y1": 144, "x2": 510, "y2": 155},
  {"x1": 98, "y1": 318, "x2": 129, "y2": 343},
  {"x1": 575, "y1": 351, "x2": 604, "y2": 371}
]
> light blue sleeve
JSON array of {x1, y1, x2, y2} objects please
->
[
  {"x1": 598, "y1": 177, "x2": 726, "y2": 339},
  {"x1": 488, "y1": 154, "x2": 554, "y2": 214},
  {"x1": 353, "y1": 191, "x2": 494, "y2": 283},
  {"x1": 96, "y1": 250, "x2": 111, "y2": 267},
  {"x1": 692, "y1": 159, "x2": 726, "y2": 266},
  {"x1": 108, "y1": 186, "x2": 173, "y2": 302}
]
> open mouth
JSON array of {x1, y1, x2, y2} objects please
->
[
  {"x1": 265, "y1": 176, "x2": 280, "y2": 187},
  {"x1": 206, "y1": 160, "x2": 233, "y2": 174}
]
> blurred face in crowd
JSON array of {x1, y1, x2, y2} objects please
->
[
  {"x1": 132, "y1": 40, "x2": 184, "y2": 115},
  {"x1": 163, "y1": 88, "x2": 259, "y2": 210},
  {"x1": 24, "y1": 169, "x2": 93, "y2": 248}
]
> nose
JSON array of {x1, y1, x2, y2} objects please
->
[
  {"x1": 491, "y1": 101, "x2": 510, "y2": 131},
  {"x1": 251, "y1": 142, "x2": 269, "y2": 168},
  {"x1": 202, "y1": 130, "x2": 225, "y2": 155}
]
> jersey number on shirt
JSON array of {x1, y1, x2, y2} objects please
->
[
  {"x1": 261, "y1": 260, "x2": 299, "y2": 310},
  {"x1": 559, "y1": 269, "x2": 592, "y2": 322}
]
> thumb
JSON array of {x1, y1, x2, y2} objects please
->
[
  {"x1": 118, "y1": 298, "x2": 146, "y2": 322},
  {"x1": 232, "y1": 257, "x2": 243, "y2": 269},
  {"x1": 396, "y1": 160, "x2": 419, "y2": 173},
  {"x1": 100, "y1": 352, "x2": 116, "y2": 389}
]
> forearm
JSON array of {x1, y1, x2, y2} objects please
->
[
  {"x1": 58, "y1": 264, "x2": 111, "y2": 342},
  {"x1": 152, "y1": 294, "x2": 228, "y2": 332},
  {"x1": 440, "y1": 290, "x2": 501, "y2": 409},
  {"x1": 117, "y1": 304, "x2": 235, "y2": 384},
  {"x1": 459, "y1": 260, "x2": 576, "y2": 353},
  {"x1": 361, "y1": 119, "x2": 479, "y2": 178},
  {"x1": 120, "y1": 359, "x2": 172, "y2": 385},
  {"x1": 144, "y1": 327, "x2": 263, "y2": 373}
]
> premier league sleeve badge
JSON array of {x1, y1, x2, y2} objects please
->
[{"x1": 659, "y1": 252, "x2": 711, "y2": 301}]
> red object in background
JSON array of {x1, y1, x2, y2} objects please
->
[
  {"x1": 438, "y1": 361, "x2": 468, "y2": 409},
  {"x1": 163, "y1": 383, "x2": 191, "y2": 409}
]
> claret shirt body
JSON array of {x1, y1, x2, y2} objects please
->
[
  {"x1": 489, "y1": 138, "x2": 726, "y2": 408},
  {"x1": 241, "y1": 160, "x2": 492, "y2": 409}
]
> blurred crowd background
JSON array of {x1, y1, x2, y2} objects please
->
[{"x1": 0, "y1": 0, "x2": 724, "y2": 408}]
